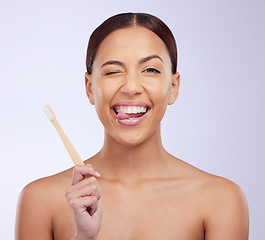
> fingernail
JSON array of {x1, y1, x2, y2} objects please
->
[{"x1": 96, "y1": 171, "x2": 101, "y2": 177}]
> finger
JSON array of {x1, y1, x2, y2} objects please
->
[
  {"x1": 68, "y1": 177, "x2": 100, "y2": 195},
  {"x1": 66, "y1": 177, "x2": 101, "y2": 201},
  {"x1": 72, "y1": 164, "x2": 100, "y2": 185},
  {"x1": 87, "y1": 197, "x2": 99, "y2": 216},
  {"x1": 70, "y1": 196, "x2": 99, "y2": 216}
]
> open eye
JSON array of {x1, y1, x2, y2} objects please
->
[{"x1": 143, "y1": 68, "x2": 161, "y2": 74}]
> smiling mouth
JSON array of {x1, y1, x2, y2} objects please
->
[{"x1": 112, "y1": 105, "x2": 150, "y2": 120}]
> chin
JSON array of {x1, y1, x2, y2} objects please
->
[
  {"x1": 119, "y1": 137, "x2": 145, "y2": 147},
  {"x1": 111, "y1": 127, "x2": 158, "y2": 147}
]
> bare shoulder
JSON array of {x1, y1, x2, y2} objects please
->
[
  {"x1": 15, "y1": 167, "x2": 73, "y2": 240},
  {"x1": 202, "y1": 174, "x2": 249, "y2": 239},
  {"x1": 19, "y1": 167, "x2": 73, "y2": 203},
  {"x1": 170, "y1": 156, "x2": 248, "y2": 204},
  {"x1": 168, "y1": 156, "x2": 249, "y2": 239},
  {"x1": 199, "y1": 172, "x2": 249, "y2": 218},
  {"x1": 200, "y1": 172, "x2": 247, "y2": 201},
  {"x1": 179, "y1": 160, "x2": 249, "y2": 240}
]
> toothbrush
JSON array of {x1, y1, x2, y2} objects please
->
[{"x1": 43, "y1": 105, "x2": 84, "y2": 166}]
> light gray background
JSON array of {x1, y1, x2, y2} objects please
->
[{"x1": 0, "y1": 0, "x2": 264, "y2": 239}]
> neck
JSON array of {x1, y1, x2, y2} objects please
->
[{"x1": 97, "y1": 126, "x2": 169, "y2": 183}]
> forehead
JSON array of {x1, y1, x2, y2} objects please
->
[{"x1": 94, "y1": 26, "x2": 170, "y2": 65}]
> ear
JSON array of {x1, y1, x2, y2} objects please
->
[
  {"x1": 85, "y1": 72, "x2": 95, "y2": 105},
  {"x1": 168, "y1": 72, "x2": 180, "y2": 105}
]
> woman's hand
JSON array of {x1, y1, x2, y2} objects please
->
[{"x1": 65, "y1": 164, "x2": 102, "y2": 240}]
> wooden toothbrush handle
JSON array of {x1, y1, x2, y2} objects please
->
[{"x1": 52, "y1": 119, "x2": 84, "y2": 166}]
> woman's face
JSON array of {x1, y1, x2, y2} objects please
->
[{"x1": 85, "y1": 26, "x2": 179, "y2": 146}]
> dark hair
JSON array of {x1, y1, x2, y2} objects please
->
[{"x1": 86, "y1": 12, "x2": 178, "y2": 74}]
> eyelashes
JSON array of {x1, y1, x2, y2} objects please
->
[
  {"x1": 142, "y1": 68, "x2": 161, "y2": 74},
  {"x1": 104, "y1": 68, "x2": 161, "y2": 76},
  {"x1": 105, "y1": 71, "x2": 122, "y2": 76}
]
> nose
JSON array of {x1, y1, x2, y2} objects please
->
[{"x1": 120, "y1": 73, "x2": 143, "y2": 96}]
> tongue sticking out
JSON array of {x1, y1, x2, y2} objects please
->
[{"x1": 116, "y1": 112, "x2": 145, "y2": 120}]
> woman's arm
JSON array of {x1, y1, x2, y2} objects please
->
[{"x1": 204, "y1": 178, "x2": 249, "y2": 240}]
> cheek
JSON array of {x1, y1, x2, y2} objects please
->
[
  {"x1": 146, "y1": 79, "x2": 171, "y2": 103},
  {"x1": 93, "y1": 81, "x2": 113, "y2": 104},
  {"x1": 92, "y1": 81, "x2": 117, "y2": 120}
]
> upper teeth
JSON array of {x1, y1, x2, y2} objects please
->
[{"x1": 115, "y1": 106, "x2": 147, "y2": 114}]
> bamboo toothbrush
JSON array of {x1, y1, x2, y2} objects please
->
[{"x1": 43, "y1": 105, "x2": 84, "y2": 166}]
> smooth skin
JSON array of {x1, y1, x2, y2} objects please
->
[{"x1": 16, "y1": 27, "x2": 249, "y2": 240}]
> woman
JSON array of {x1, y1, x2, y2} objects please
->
[{"x1": 15, "y1": 13, "x2": 249, "y2": 240}]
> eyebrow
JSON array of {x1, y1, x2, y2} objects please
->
[
  {"x1": 101, "y1": 55, "x2": 163, "y2": 68},
  {"x1": 101, "y1": 60, "x2": 125, "y2": 68},
  {"x1": 138, "y1": 55, "x2": 163, "y2": 64}
]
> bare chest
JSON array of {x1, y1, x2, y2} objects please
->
[
  {"x1": 53, "y1": 181, "x2": 205, "y2": 240},
  {"x1": 99, "y1": 185, "x2": 204, "y2": 239}
]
